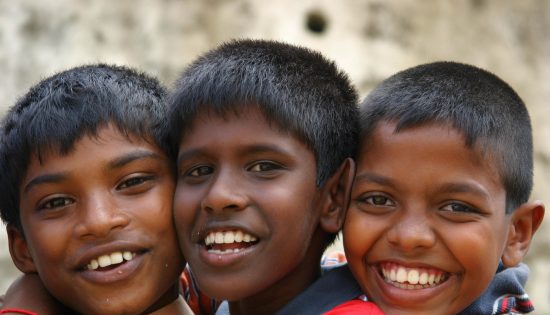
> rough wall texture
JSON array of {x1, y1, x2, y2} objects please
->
[{"x1": 0, "y1": 0, "x2": 549, "y2": 312}]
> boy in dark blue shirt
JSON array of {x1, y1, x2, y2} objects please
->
[{"x1": 344, "y1": 61, "x2": 544, "y2": 314}]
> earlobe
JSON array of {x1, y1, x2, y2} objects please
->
[
  {"x1": 319, "y1": 158, "x2": 356, "y2": 233},
  {"x1": 7, "y1": 224, "x2": 37, "y2": 273},
  {"x1": 501, "y1": 200, "x2": 545, "y2": 267}
]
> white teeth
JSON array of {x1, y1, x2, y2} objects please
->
[
  {"x1": 86, "y1": 251, "x2": 135, "y2": 270},
  {"x1": 224, "y1": 232, "x2": 235, "y2": 243},
  {"x1": 407, "y1": 269, "x2": 419, "y2": 284},
  {"x1": 204, "y1": 230, "x2": 258, "y2": 246},
  {"x1": 396, "y1": 267, "x2": 407, "y2": 282},
  {"x1": 390, "y1": 269, "x2": 397, "y2": 281},
  {"x1": 234, "y1": 230, "x2": 243, "y2": 242},
  {"x1": 110, "y1": 252, "x2": 123, "y2": 264},
  {"x1": 381, "y1": 265, "x2": 447, "y2": 288},
  {"x1": 215, "y1": 232, "x2": 224, "y2": 243},
  {"x1": 428, "y1": 273, "x2": 435, "y2": 284},
  {"x1": 123, "y1": 251, "x2": 133, "y2": 261},
  {"x1": 98, "y1": 255, "x2": 111, "y2": 267},
  {"x1": 419, "y1": 271, "x2": 428, "y2": 285},
  {"x1": 88, "y1": 259, "x2": 99, "y2": 270},
  {"x1": 208, "y1": 248, "x2": 242, "y2": 254}
]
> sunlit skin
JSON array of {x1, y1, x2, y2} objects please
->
[
  {"x1": 345, "y1": 122, "x2": 519, "y2": 314},
  {"x1": 10, "y1": 124, "x2": 185, "y2": 315},
  {"x1": 174, "y1": 106, "x2": 343, "y2": 314}
]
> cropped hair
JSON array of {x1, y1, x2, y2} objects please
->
[
  {"x1": 0, "y1": 64, "x2": 168, "y2": 228},
  {"x1": 167, "y1": 39, "x2": 359, "y2": 187},
  {"x1": 360, "y1": 61, "x2": 533, "y2": 213}
]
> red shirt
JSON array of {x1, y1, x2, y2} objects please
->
[{"x1": 324, "y1": 299, "x2": 385, "y2": 315}]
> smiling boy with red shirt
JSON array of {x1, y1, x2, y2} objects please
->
[{"x1": 344, "y1": 62, "x2": 544, "y2": 314}]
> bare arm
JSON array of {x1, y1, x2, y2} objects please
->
[{"x1": 2, "y1": 274, "x2": 73, "y2": 315}]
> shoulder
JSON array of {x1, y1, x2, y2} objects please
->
[
  {"x1": 323, "y1": 299, "x2": 384, "y2": 315},
  {"x1": 276, "y1": 264, "x2": 363, "y2": 315}
]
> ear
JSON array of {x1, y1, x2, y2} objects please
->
[
  {"x1": 319, "y1": 158, "x2": 356, "y2": 234},
  {"x1": 7, "y1": 224, "x2": 37, "y2": 273},
  {"x1": 501, "y1": 200, "x2": 545, "y2": 267}
]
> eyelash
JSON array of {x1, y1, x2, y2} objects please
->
[
  {"x1": 440, "y1": 202, "x2": 480, "y2": 214},
  {"x1": 37, "y1": 196, "x2": 74, "y2": 211},
  {"x1": 187, "y1": 165, "x2": 213, "y2": 177},
  {"x1": 247, "y1": 161, "x2": 284, "y2": 172},
  {"x1": 183, "y1": 160, "x2": 285, "y2": 178},
  {"x1": 116, "y1": 175, "x2": 154, "y2": 190},
  {"x1": 359, "y1": 194, "x2": 396, "y2": 207}
]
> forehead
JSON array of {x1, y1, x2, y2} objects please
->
[
  {"x1": 180, "y1": 106, "x2": 305, "y2": 148},
  {"x1": 364, "y1": 121, "x2": 492, "y2": 162},
  {"x1": 360, "y1": 121, "x2": 505, "y2": 193},
  {"x1": 24, "y1": 125, "x2": 164, "y2": 183}
]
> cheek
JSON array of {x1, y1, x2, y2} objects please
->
[
  {"x1": 24, "y1": 225, "x2": 74, "y2": 297},
  {"x1": 343, "y1": 210, "x2": 371, "y2": 262},
  {"x1": 173, "y1": 190, "x2": 196, "y2": 239},
  {"x1": 25, "y1": 222, "x2": 71, "y2": 267},
  {"x1": 343, "y1": 209, "x2": 386, "y2": 273},
  {"x1": 135, "y1": 191, "x2": 174, "y2": 227},
  {"x1": 443, "y1": 225, "x2": 504, "y2": 297}
]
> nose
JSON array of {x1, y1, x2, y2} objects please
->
[
  {"x1": 74, "y1": 191, "x2": 130, "y2": 238},
  {"x1": 386, "y1": 208, "x2": 436, "y2": 252},
  {"x1": 201, "y1": 168, "x2": 248, "y2": 214}
]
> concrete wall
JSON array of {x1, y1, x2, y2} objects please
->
[{"x1": 1, "y1": 0, "x2": 549, "y2": 312}]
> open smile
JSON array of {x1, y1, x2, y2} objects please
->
[
  {"x1": 86, "y1": 251, "x2": 138, "y2": 270},
  {"x1": 204, "y1": 229, "x2": 259, "y2": 254},
  {"x1": 378, "y1": 262, "x2": 449, "y2": 290},
  {"x1": 76, "y1": 243, "x2": 149, "y2": 284}
]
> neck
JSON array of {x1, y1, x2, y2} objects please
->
[
  {"x1": 228, "y1": 228, "x2": 327, "y2": 315},
  {"x1": 148, "y1": 295, "x2": 193, "y2": 315}
]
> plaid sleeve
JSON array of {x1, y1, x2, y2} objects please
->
[{"x1": 181, "y1": 264, "x2": 220, "y2": 315}]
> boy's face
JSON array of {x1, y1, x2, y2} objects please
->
[
  {"x1": 13, "y1": 124, "x2": 183, "y2": 314},
  {"x1": 174, "y1": 106, "x2": 325, "y2": 303},
  {"x1": 344, "y1": 122, "x2": 511, "y2": 315}
]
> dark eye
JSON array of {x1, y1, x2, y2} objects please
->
[
  {"x1": 38, "y1": 197, "x2": 74, "y2": 211},
  {"x1": 441, "y1": 202, "x2": 478, "y2": 214},
  {"x1": 117, "y1": 176, "x2": 152, "y2": 189},
  {"x1": 248, "y1": 161, "x2": 283, "y2": 172},
  {"x1": 188, "y1": 165, "x2": 213, "y2": 177},
  {"x1": 364, "y1": 195, "x2": 395, "y2": 207}
]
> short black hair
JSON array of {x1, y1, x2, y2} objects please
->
[
  {"x1": 360, "y1": 61, "x2": 533, "y2": 213},
  {"x1": 167, "y1": 39, "x2": 359, "y2": 187},
  {"x1": 0, "y1": 64, "x2": 168, "y2": 229}
]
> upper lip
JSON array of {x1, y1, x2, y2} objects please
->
[{"x1": 74, "y1": 240, "x2": 149, "y2": 270}]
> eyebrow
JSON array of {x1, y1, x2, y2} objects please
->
[
  {"x1": 178, "y1": 144, "x2": 291, "y2": 165},
  {"x1": 355, "y1": 172, "x2": 491, "y2": 200},
  {"x1": 107, "y1": 149, "x2": 163, "y2": 169},
  {"x1": 354, "y1": 172, "x2": 396, "y2": 188},
  {"x1": 437, "y1": 182, "x2": 491, "y2": 200},
  {"x1": 23, "y1": 172, "x2": 68, "y2": 194},
  {"x1": 23, "y1": 150, "x2": 162, "y2": 193}
]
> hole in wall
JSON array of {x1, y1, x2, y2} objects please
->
[{"x1": 306, "y1": 10, "x2": 328, "y2": 34}]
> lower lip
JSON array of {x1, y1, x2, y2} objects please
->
[
  {"x1": 371, "y1": 265, "x2": 453, "y2": 304},
  {"x1": 198, "y1": 243, "x2": 259, "y2": 267},
  {"x1": 79, "y1": 253, "x2": 146, "y2": 284}
]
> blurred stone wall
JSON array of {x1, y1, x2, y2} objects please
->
[{"x1": 0, "y1": 0, "x2": 548, "y2": 312}]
